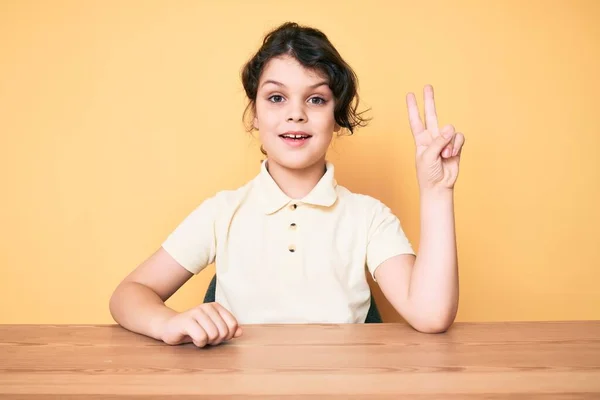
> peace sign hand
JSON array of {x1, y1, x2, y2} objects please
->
[{"x1": 406, "y1": 85, "x2": 465, "y2": 192}]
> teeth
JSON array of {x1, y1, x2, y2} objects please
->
[{"x1": 282, "y1": 134, "x2": 309, "y2": 139}]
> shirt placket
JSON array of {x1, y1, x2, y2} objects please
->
[{"x1": 285, "y1": 201, "x2": 304, "y2": 275}]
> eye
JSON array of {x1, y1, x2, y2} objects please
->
[
  {"x1": 268, "y1": 95, "x2": 284, "y2": 103},
  {"x1": 308, "y1": 97, "x2": 327, "y2": 105}
]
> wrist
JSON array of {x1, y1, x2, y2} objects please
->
[
  {"x1": 419, "y1": 186, "x2": 454, "y2": 201},
  {"x1": 149, "y1": 306, "x2": 177, "y2": 341}
]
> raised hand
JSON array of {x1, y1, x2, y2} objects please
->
[{"x1": 406, "y1": 85, "x2": 465, "y2": 191}]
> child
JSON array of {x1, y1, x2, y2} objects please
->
[{"x1": 109, "y1": 22, "x2": 465, "y2": 348}]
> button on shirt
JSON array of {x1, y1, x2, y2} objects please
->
[{"x1": 162, "y1": 160, "x2": 415, "y2": 324}]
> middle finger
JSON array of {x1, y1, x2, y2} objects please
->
[{"x1": 424, "y1": 85, "x2": 439, "y2": 136}]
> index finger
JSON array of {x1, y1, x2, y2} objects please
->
[{"x1": 406, "y1": 92, "x2": 425, "y2": 136}]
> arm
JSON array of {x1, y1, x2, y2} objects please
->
[
  {"x1": 110, "y1": 246, "x2": 242, "y2": 346},
  {"x1": 110, "y1": 195, "x2": 242, "y2": 347},
  {"x1": 375, "y1": 188, "x2": 458, "y2": 333},
  {"x1": 109, "y1": 247, "x2": 193, "y2": 340},
  {"x1": 375, "y1": 85, "x2": 465, "y2": 333}
]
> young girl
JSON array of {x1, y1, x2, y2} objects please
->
[{"x1": 109, "y1": 22, "x2": 465, "y2": 348}]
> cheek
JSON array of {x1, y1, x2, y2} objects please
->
[
  {"x1": 312, "y1": 108, "x2": 336, "y2": 130},
  {"x1": 255, "y1": 104, "x2": 279, "y2": 130}
]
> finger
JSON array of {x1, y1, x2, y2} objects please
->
[
  {"x1": 202, "y1": 305, "x2": 231, "y2": 344},
  {"x1": 441, "y1": 124, "x2": 455, "y2": 158},
  {"x1": 424, "y1": 85, "x2": 439, "y2": 136},
  {"x1": 213, "y1": 303, "x2": 241, "y2": 341},
  {"x1": 452, "y1": 133, "x2": 465, "y2": 157},
  {"x1": 406, "y1": 92, "x2": 425, "y2": 136},
  {"x1": 183, "y1": 320, "x2": 208, "y2": 348},
  {"x1": 425, "y1": 125, "x2": 455, "y2": 160},
  {"x1": 233, "y1": 326, "x2": 243, "y2": 338},
  {"x1": 193, "y1": 310, "x2": 220, "y2": 346},
  {"x1": 442, "y1": 145, "x2": 453, "y2": 158}
]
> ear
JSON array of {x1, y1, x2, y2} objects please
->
[
  {"x1": 253, "y1": 116, "x2": 259, "y2": 131},
  {"x1": 333, "y1": 122, "x2": 341, "y2": 133}
]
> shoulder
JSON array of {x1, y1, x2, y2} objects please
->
[
  {"x1": 212, "y1": 179, "x2": 254, "y2": 204},
  {"x1": 335, "y1": 184, "x2": 389, "y2": 214},
  {"x1": 334, "y1": 184, "x2": 403, "y2": 236},
  {"x1": 199, "y1": 178, "x2": 257, "y2": 213}
]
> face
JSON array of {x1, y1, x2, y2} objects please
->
[{"x1": 253, "y1": 55, "x2": 340, "y2": 171}]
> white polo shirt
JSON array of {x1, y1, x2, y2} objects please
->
[{"x1": 162, "y1": 160, "x2": 415, "y2": 324}]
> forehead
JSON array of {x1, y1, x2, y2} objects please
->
[{"x1": 259, "y1": 55, "x2": 328, "y2": 87}]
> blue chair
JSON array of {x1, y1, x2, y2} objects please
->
[{"x1": 203, "y1": 274, "x2": 382, "y2": 323}]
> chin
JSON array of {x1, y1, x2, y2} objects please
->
[{"x1": 268, "y1": 153, "x2": 325, "y2": 171}]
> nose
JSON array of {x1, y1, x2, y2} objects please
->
[{"x1": 286, "y1": 100, "x2": 307, "y2": 123}]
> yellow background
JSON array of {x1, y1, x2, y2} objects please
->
[{"x1": 1, "y1": 0, "x2": 599, "y2": 324}]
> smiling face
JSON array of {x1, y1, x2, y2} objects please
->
[{"x1": 253, "y1": 55, "x2": 340, "y2": 171}]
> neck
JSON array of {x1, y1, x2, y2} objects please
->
[{"x1": 266, "y1": 158, "x2": 326, "y2": 199}]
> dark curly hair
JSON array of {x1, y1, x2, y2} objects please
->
[{"x1": 241, "y1": 22, "x2": 370, "y2": 154}]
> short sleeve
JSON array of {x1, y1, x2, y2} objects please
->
[
  {"x1": 366, "y1": 200, "x2": 416, "y2": 280},
  {"x1": 161, "y1": 196, "x2": 218, "y2": 275}
]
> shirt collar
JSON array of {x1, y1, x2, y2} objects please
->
[{"x1": 256, "y1": 159, "x2": 338, "y2": 215}]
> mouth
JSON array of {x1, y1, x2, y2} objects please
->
[{"x1": 279, "y1": 131, "x2": 312, "y2": 147}]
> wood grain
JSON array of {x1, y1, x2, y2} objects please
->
[{"x1": 1, "y1": 321, "x2": 599, "y2": 398}]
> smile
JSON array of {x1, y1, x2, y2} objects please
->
[
  {"x1": 279, "y1": 132, "x2": 312, "y2": 147},
  {"x1": 279, "y1": 135, "x2": 310, "y2": 140}
]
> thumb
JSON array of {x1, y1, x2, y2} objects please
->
[
  {"x1": 426, "y1": 125, "x2": 455, "y2": 158},
  {"x1": 233, "y1": 326, "x2": 243, "y2": 338}
]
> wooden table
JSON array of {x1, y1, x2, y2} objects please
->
[{"x1": 1, "y1": 321, "x2": 599, "y2": 398}]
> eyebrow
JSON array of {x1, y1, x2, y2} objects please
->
[{"x1": 260, "y1": 79, "x2": 329, "y2": 89}]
